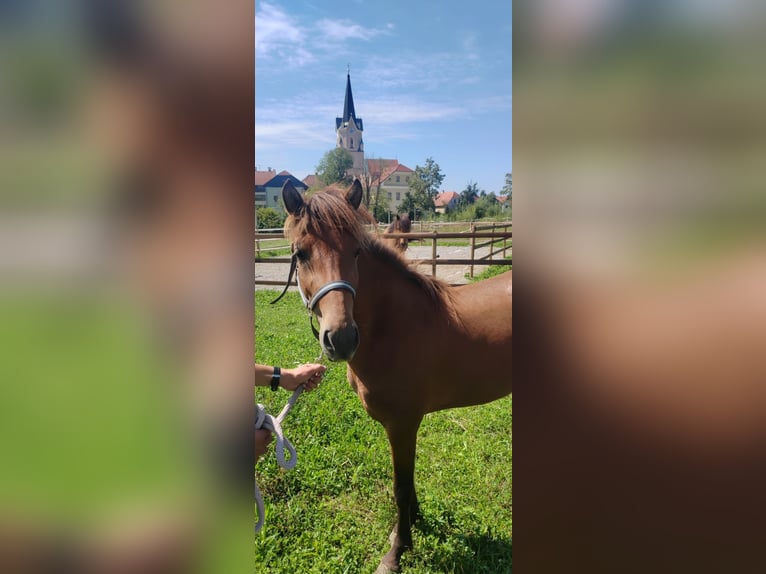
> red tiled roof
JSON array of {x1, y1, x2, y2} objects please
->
[
  {"x1": 277, "y1": 170, "x2": 291, "y2": 176},
  {"x1": 434, "y1": 191, "x2": 459, "y2": 207},
  {"x1": 254, "y1": 169, "x2": 276, "y2": 185},
  {"x1": 303, "y1": 174, "x2": 320, "y2": 187},
  {"x1": 497, "y1": 195, "x2": 510, "y2": 203},
  {"x1": 366, "y1": 159, "x2": 414, "y2": 186}
]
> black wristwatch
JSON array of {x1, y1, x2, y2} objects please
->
[{"x1": 270, "y1": 366, "x2": 281, "y2": 391}]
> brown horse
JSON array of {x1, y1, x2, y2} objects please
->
[
  {"x1": 383, "y1": 213, "x2": 412, "y2": 253},
  {"x1": 278, "y1": 179, "x2": 512, "y2": 572}
]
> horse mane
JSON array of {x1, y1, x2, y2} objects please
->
[
  {"x1": 284, "y1": 185, "x2": 459, "y2": 321},
  {"x1": 364, "y1": 238, "x2": 459, "y2": 321}
]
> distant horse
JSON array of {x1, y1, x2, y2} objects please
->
[
  {"x1": 383, "y1": 213, "x2": 412, "y2": 253},
  {"x1": 275, "y1": 179, "x2": 512, "y2": 573}
]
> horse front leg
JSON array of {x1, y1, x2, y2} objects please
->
[{"x1": 377, "y1": 416, "x2": 422, "y2": 573}]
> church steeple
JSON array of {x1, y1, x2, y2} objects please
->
[
  {"x1": 342, "y1": 72, "x2": 356, "y2": 125},
  {"x1": 335, "y1": 69, "x2": 364, "y2": 176},
  {"x1": 336, "y1": 71, "x2": 363, "y2": 131}
]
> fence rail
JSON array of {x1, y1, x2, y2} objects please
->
[{"x1": 255, "y1": 223, "x2": 511, "y2": 286}]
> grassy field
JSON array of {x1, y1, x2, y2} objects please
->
[
  {"x1": 466, "y1": 257, "x2": 512, "y2": 282},
  {"x1": 255, "y1": 290, "x2": 512, "y2": 574}
]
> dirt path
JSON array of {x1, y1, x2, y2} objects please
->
[{"x1": 255, "y1": 243, "x2": 510, "y2": 290}]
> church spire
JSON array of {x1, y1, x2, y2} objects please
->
[
  {"x1": 342, "y1": 71, "x2": 356, "y2": 124},
  {"x1": 335, "y1": 67, "x2": 364, "y2": 176}
]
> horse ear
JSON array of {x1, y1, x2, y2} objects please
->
[
  {"x1": 282, "y1": 180, "x2": 304, "y2": 215},
  {"x1": 346, "y1": 179, "x2": 363, "y2": 210}
]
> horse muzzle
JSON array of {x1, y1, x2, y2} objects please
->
[{"x1": 321, "y1": 323, "x2": 359, "y2": 362}]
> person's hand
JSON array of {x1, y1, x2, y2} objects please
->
[
  {"x1": 256, "y1": 429, "x2": 272, "y2": 460},
  {"x1": 281, "y1": 363, "x2": 326, "y2": 391}
]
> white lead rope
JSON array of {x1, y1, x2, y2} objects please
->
[{"x1": 255, "y1": 386, "x2": 304, "y2": 533}]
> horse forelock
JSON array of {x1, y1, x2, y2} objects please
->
[{"x1": 284, "y1": 186, "x2": 371, "y2": 247}]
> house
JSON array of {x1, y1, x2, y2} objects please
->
[
  {"x1": 365, "y1": 159, "x2": 415, "y2": 214},
  {"x1": 302, "y1": 174, "x2": 320, "y2": 189},
  {"x1": 254, "y1": 169, "x2": 307, "y2": 212},
  {"x1": 497, "y1": 195, "x2": 511, "y2": 210},
  {"x1": 434, "y1": 191, "x2": 459, "y2": 214}
]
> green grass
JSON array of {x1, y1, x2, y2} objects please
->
[
  {"x1": 466, "y1": 257, "x2": 512, "y2": 282},
  {"x1": 255, "y1": 291, "x2": 512, "y2": 573}
]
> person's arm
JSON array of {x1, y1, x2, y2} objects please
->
[{"x1": 254, "y1": 363, "x2": 326, "y2": 391}]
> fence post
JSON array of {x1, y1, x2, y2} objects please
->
[
  {"x1": 431, "y1": 231, "x2": 438, "y2": 277},
  {"x1": 502, "y1": 222, "x2": 508, "y2": 258},
  {"x1": 469, "y1": 222, "x2": 476, "y2": 278},
  {"x1": 489, "y1": 223, "x2": 495, "y2": 261}
]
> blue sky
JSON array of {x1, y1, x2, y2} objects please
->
[{"x1": 255, "y1": 0, "x2": 512, "y2": 194}]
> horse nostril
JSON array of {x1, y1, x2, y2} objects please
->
[{"x1": 323, "y1": 329, "x2": 334, "y2": 352}]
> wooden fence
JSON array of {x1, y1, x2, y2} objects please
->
[{"x1": 255, "y1": 221, "x2": 511, "y2": 287}]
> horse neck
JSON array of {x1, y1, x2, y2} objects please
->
[{"x1": 354, "y1": 247, "x2": 429, "y2": 329}]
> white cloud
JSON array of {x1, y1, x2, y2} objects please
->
[
  {"x1": 363, "y1": 98, "x2": 464, "y2": 124},
  {"x1": 462, "y1": 32, "x2": 480, "y2": 60},
  {"x1": 255, "y1": 120, "x2": 334, "y2": 150},
  {"x1": 256, "y1": 2, "x2": 390, "y2": 68},
  {"x1": 255, "y1": 2, "x2": 315, "y2": 66},
  {"x1": 315, "y1": 18, "x2": 386, "y2": 42}
]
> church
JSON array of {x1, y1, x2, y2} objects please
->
[
  {"x1": 335, "y1": 71, "x2": 365, "y2": 177},
  {"x1": 330, "y1": 70, "x2": 415, "y2": 214},
  {"x1": 255, "y1": 70, "x2": 417, "y2": 216}
]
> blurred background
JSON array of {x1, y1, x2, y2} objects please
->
[
  {"x1": 0, "y1": 1, "x2": 253, "y2": 572},
  {"x1": 515, "y1": 0, "x2": 766, "y2": 572}
]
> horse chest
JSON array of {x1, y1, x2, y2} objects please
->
[{"x1": 347, "y1": 369, "x2": 405, "y2": 422}]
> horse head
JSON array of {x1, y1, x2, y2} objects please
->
[{"x1": 281, "y1": 179, "x2": 365, "y2": 361}]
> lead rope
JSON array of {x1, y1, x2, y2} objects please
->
[
  {"x1": 255, "y1": 354, "x2": 324, "y2": 534},
  {"x1": 255, "y1": 386, "x2": 302, "y2": 533}
]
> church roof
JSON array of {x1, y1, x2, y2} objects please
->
[{"x1": 336, "y1": 73, "x2": 363, "y2": 131}]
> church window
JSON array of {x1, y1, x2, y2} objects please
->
[{"x1": 350, "y1": 138, "x2": 353, "y2": 148}]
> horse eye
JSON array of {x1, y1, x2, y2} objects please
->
[{"x1": 295, "y1": 248, "x2": 308, "y2": 262}]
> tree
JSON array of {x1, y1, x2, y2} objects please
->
[
  {"x1": 402, "y1": 179, "x2": 435, "y2": 218},
  {"x1": 501, "y1": 172, "x2": 512, "y2": 198},
  {"x1": 458, "y1": 182, "x2": 480, "y2": 210},
  {"x1": 413, "y1": 157, "x2": 445, "y2": 198},
  {"x1": 256, "y1": 207, "x2": 284, "y2": 230},
  {"x1": 316, "y1": 148, "x2": 354, "y2": 186},
  {"x1": 405, "y1": 157, "x2": 444, "y2": 218}
]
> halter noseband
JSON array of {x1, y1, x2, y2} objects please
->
[{"x1": 270, "y1": 253, "x2": 356, "y2": 339}]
